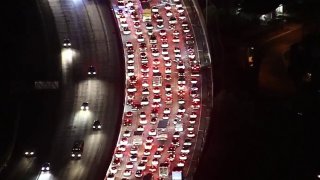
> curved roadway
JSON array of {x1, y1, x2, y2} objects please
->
[{"x1": 1, "y1": 0, "x2": 123, "y2": 179}]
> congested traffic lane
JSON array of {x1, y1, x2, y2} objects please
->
[{"x1": 106, "y1": 0, "x2": 202, "y2": 179}]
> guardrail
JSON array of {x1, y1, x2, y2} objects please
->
[{"x1": 180, "y1": 0, "x2": 214, "y2": 179}]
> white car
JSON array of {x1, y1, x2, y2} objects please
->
[
  {"x1": 146, "y1": 136, "x2": 154, "y2": 143},
  {"x1": 178, "y1": 106, "x2": 186, "y2": 113},
  {"x1": 165, "y1": 84, "x2": 171, "y2": 91},
  {"x1": 126, "y1": 41, "x2": 133, "y2": 47},
  {"x1": 123, "y1": 27, "x2": 131, "y2": 35},
  {"x1": 126, "y1": 162, "x2": 134, "y2": 169},
  {"x1": 146, "y1": 22, "x2": 153, "y2": 30},
  {"x1": 127, "y1": 63, "x2": 134, "y2": 70},
  {"x1": 173, "y1": 36, "x2": 180, "y2": 43},
  {"x1": 165, "y1": 67, "x2": 171, "y2": 74},
  {"x1": 135, "y1": 170, "x2": 143, "y2": 178},
  {"x1": 153, "y1": 58, "x2": 160, "y2": 65},
  {"x1": 123, "y1": 169, "x2": 132, "y2": 177},
  {"x1": 157, "y1": 22, "x2": 164, "y2": 29},
  {"x1": 137, "y1": 35, "x2": 145, "y2": 42},
  {"x1": 152, "y1": 158, "x2": 159, "y2": 166},
  {"x1": 164, "y1": 108, "x2": 170, "y2": 114},
  {"x1": 140, "y1": 118, "x2": 147, "y2": 125},
  {"x1": 187, "y1": 125, "x2": 195, "y2": 131},
  {"x1": 164, "y1": 3, "x2": 171, "y2": 10},
  {"x1": 130, "y1": 146, "x2": 138, "y2": 154},
  {"x1": 175, "y1": 1, "x2": 183, "y2": 8},
  {"x1": 120, "y1": 21, "x2": 128, "y2": 27},
  {"x1": 118, "y1": 145, "x2": 126, "y2": 152},
  {"x1": 137, "y1": 163, "x2": 146, "y2": 170},
  {"x1": 110, "y1": 167, "x2": 118, "y2": 174},
  {"x1": 159, "y1": 30, "x2": 166, "y2": 36},
  {"x1": 153, "y1": 87, "x2": 160, "y2": 94},
  {"x1": 177, "y1": 62, "x2": 185, "y2": 69},
  {"x1": 169, "y1": 17, "x2": 177, "y2": 24},
  {"x1": 123, "y1": 130, "x2": 131, "y2": 137},
  {"x1": 142, "y1": 87, "x2": 150, "y2": 95},
  {"x1": 157, "y1": 145, "x2": 164, "y2": 152},
  {"x1": 120, "y1": 137, "x2": 128, "y2": 145},
  {"x1": 173, "y1": 131, "x2": 180, "y2": 138},
  {"x1": 153, "y1": 95, "x2": 161, "y2": 103},
  {"x1": 135, "y1": 28, "x2": 143, "y2": 35},
  {"x1": 178, "y1": 12, "x2": 186, "y2": 20},
  {"x1": 178, "y1": 84, "x2": 185, "y2": 90},
  {"x1": 152, "y1": 6, "x2": 159, "y2": 13},
  {"x1": 177, "y1": 7, "x2": 185, "y2": 13},
  {"x1": 190, "y1": 112, "x2": 197, "y2": 118},
  {"x1": 173, "y1": 30, "x2": 180, "y2": 36},
  {"x1": 149, "y1": 129, "x2": 157, "y2": 136},
  {"x1": 144, "y1": 142, "x2": 153, "y2": 150},
  {"x1": 126, "y1": 0, "x2": 133, "y2": 7},
  {"x1": 134, "y1": 22, "x2": 140, "y2": 28},
  {"x1": 191, "y1": 78, "x2": 198, "y2": 84},
  {"x1": 141, "y1": 97, "x2": 149, "y2": 106},
  {"x1": 161, "y1": 41, "x2": 169, "y2": 48},
  {"x1": 166, "y1": 10, "x2": 173, "y2": 17},
  {"x1": 127, "y1": 52, "x2": 134, "y2": 58},
  {"x1": 152, "y1": 49, "x2": 160, "y2": 57},
  {"x1": 127, "y1": 58, "x2": 134, "y2": 64},
  {"x1": 184, "y1": 139, "x2": 192, "y2": 146},
  {"x1": 149, "y1": 35, "x2": 157, "y2": 44},
  {"x1": 162, "y1": 55, "x2": 170, "y2": 61},
  {"x1": 142, "y1": 81, "x2": 149, "y2": 87},
  {"x1": 153, "y1": 67, "x2": 160, "y2": 73},
  {"x1": 119, "y1": 15, "x2": 126, "y2": 21},
  {"x1": 115, "y1": 150, "x2": 123, "y2": 158},
  {"x1": 137, "y1": 125, "x2": 144, "y2": 131},
  {"x1": 154, "y1": 151, "x2": 161, "y2": 158},
  {"x1": 187, "y1": 131, "x2": 196, "y2": 138},
  {"x1": 177, "y1": 160, "x2": 185, "y2": 167},
  {"x1": 163, "y1": 58, "x2": 171, "y2": 65},
  {"x1": 130, "y1": 155, "x2": 137, "y2": 162},
  {"x1": 162, "y1": 48, "x2": 169, "y2": 55},
  {"x1": 144, "y1": 149, "x2": 151, "y2": 156},
  {"x1": 175, "y1": 52, "x2": 181, "y2": 58}
]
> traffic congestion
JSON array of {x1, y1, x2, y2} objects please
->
[{"x1": 106, "y1": 0, "x2": 202, "y2": 179}]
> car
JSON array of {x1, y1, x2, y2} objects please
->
[
  {"x1": 147, "y1": 30, "x2": 153, "y2": 36},
  {"x1": 161, "y1": 41, "x2": 169, "y2": 48},
  {"x1": 119, "y1": 15, "x2": 126, "y2": 21},
  {"x1": 135, "y1": 28, "x2": 143, "y2": 35},
  {"x1": 187, "y1": 130, "x2": 196, "y2": 138},
  {"x1": 129, "y1": 75, "x2": 137, "y2": 84},
  {"x1": 177, "y1": 61, "x2": 185, "y2": 69},
  {"x1": 165, "y1": 74, "x2": 172, "y2": 81},
  {"x1": 127, "y1": 63, "x2": 134, "y2": 70},
  {"x1": 130, "y1": 154, "x2": 138, "y2": 162},
  {"x1": 153, "y1": 87, "x2": 160, "y2": 94},
  {"x1": 173, "y1": 30, "x2": 180, "y2": 36},
  {"x1": 126, "y1": 0, "x2": 133, "y2": 7},
  {"x1": 41, "y1": 162, "x2": 50, "y2": 171},
  {"x1": 189, "y1": 117, "x2": 196, "y2": 124},
  {"x1": 130, "y1": 146, "x2": 138, "y2": 154},
  {"x1": 156, "y1": 16, "x2": 164, "y2": 22},
  {"x1": 153, "y1": 66, "x2": 160, "y2": 73},
  {"x1": 157, "y1": 22, "x2": 164, "y2": 29},
  {"x1": 164, "y1": 66, "x2": 172, "y2": 74},
  {"x1": 162, "y1": 48, "x2": 169, "y2": 55},
  {"x1": 142, "y1": 87, "x2": 150, "y2": 95},
  {"x1": 81, "y1": 102, "x2": 89, "y2": 110},
  {"x1": 123, "y1": 130, "x2": 131, "y2": 137},
  {"x1": 175, "y1": 52, "x2": 181, "y2": 58},
  {"x1": 172, "y1": 138, "x2": 180, "y2": 146},
  {"x1": 141, "y1": 156, "x2": 148, "y2": 164},
  {"x1": 187, "y1": 125, "x2": 195, "y2": 131},
  {"x1": 115, "y1": 150, "x2": 123, "y2": 158},
  {"x1": 126, "y1": 162, "x2": 134, "y2": 169},
  {"x1": 110, "y1": 166, "x2": 118, "y2": 174},
  {"x1": 126, "y1": 41, "x2": 133, "y2": 47},
  {"x1": 157, "y1": 145, "x2": 164, "y2": 152},
  {"x1": 151, "y1": 6, "x2": 159, "y2": 13},
  {"x1": 149, "y1": 129, "x2": 157, "y2": 136},
  {"x1": 144, "y1": 142, "x2": 153, "y2": 150},
  {"x1": 130, "y1": 11, "x2": 138, "y2": 18},
  {"x1": 150, "y1": 117, "x2": 157, "y2": 125},
  {"x1": 133, "y1": 17, "x2": 140, "y2": 23},
  {"x1": 120, "y1": 137, "x2": 128, "y2": 145},
  {"x1": 149, "y1": 35, "x2": 157, "y2": 44},
  {"x1": 178, "y1": 97, "x2": 185, "y2": 104},
  {"x1": 123, "y1": 118, "x2": 132, "y2": 126},
  {"x1": 63, "y1": 38, "x2": 71, "y2": 48},
  {"x1": 173, "y1": 131, "x2": 180, "y2": 138},
  {"x1": 115, "y1": 9, "x2": 123, "y2": 18},
  {"x1": 128, "y1": 6, "x2": 135, "y2": 13},
  {"x1": 134, "y1": 22, "x2": 140, "y2": 28},
  {"x1": 71, "y1": 140, "x2": 84, "y2": 158},
  {"x1": 178, "y1": 106, "x2": 186, "y2": 113},
  {"x1": 152, "y1": 49, "x2": 160, "y2": 57},
  {"x1": 175, "y1": 1, "x2": 183, "y2": 8},
  {"x1": 139, "y1": 42, "x2": 147, "y2": 51},
  {"x1": 135, "y1": 170, "x2": 143, "y2": 178},
  {"x1": 176, "y1": 112, "x2": 184, "y2": 119},
  {"x1": 92, "y1": 120, "x2": 101, "y2": 130},
  {"x1": 106, "y1": 173, "x2": 115, "y2": 180},
  {"x1": 167, "y1": 153, "x2": 175, "y2": 161},
  {"x1": 165, "y1": 3, "x2": 171, "y2": 10},
  {"x1": 127, "y1": 83, "x2": 137, "y2": 92},
  {"x1": 140, "y1": 117, "x2": 147, "y2": 125},
  {"x1": 154, "y1": 151, "x2": 161, "y2": 158},
  {"x1": 152, "y1": 158, "x2": 159, "y2": 166},
  {"x1": 24, "y1": 148, "x2": 35, "y2": 157},
  {"x1": 191, "y1": 78, "x2": 198, "y2": 84},
  {"x1": 123, "y1": 169, "x2": 132, "y2": 177},
  {"x1": 173, "y1": 36, "x2": 180, "y2": 43},
  {"x1": 191, "y1": 101, "x2": 200, "y2": 109},
  {"x1": 137, "y1": 125, "x2": 144, "y2": 132},
  {"x1": 169, "y1": 16, "x2": 177, "y2": 24},
  {"x1": 164, "y1": 60, "x2": 172, "y2": 67},
  {"x1": 177, "y1": 7, "x2": 185, "y2": 13},
  {"x1": 146, "y1": 22, "x2": 153, "y2": 30},
  {"x1": 149, "y1": 166, "x2": 157, "y2": 172},
  {"x1": 120, "y1": 20, "x2": 128, "y2": 27},
  {"x1": 166, "y1": 10, "x2": 173, "y2": 17},
  {"x1": 142, "y1": 80, "x2": 149, "y2": 87},
  {"x1": 153, "y1": 94, "x2": 161, "y2": 103},
  {"x1": 178, "y1": 12, "x2": 186, "y2": 20},
  {"x1": 146, "y1": 136, "x2": 154, "y2": 143},
  {"x1": 141, "y1": 64, "x2": 149, "y2": 73},
  {"x1": 127, "y1": 52, "x2": 134, "y2": 58},
  {"x1": 177, "y1": 160, "x2": 185, "y2": 167},
  {"x1": 112, "y1": 157, "x2": 121, "y2": 166},
  {"x1": 178, "y1": 77, "x2": 186, "y2": 85},
  {"x1": 165, "y1": 91, "x2": 172, "y2": 97},
  {"x1": 144, "y1": 149, "x2": 151, "y2": 156},
  {"x1": 137, "y1": 34, "x2": 144, "y2": 42},
  {"x1": 164, "y1": 108, "x2": 171, "y2": 114},
  {"x1": 184, "y1": 138, "x2": 192, "y2": 146}
]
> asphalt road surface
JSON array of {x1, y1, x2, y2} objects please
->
[{"x1": 1, "y1": 0, "x2": 124, "y2": 179}]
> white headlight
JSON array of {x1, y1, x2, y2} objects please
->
[
  {"x1": 41, "y1": 167, "x2": 45, "y2": 170},
  {"x1": 25, "y1": 152, "x2": 29, "y2": 155},
  {"x1": 93, "y1": 126, "x2": 95, "y2": 128},
  {"x1": 30, "y1": 152, "x2": 34, "y2": 155},
  {"x1": 46, "y1": 167, "x2": 50, "y2": 170},
  {"x1": 81, "y1": 106, "x2": 84, "y2": 110},
  {"x1": 98, "y1": 125, "x2": 101, "y2": 128},
  {"x1": 78, "y1": 154, "x2": 81, "y2": 157},
  {"x1": 72, "y1": 154, "x2": 75, "y2": 157},
  {"x1": 86, "y1": 107, "x2": 89, "y2": 110},
  {"x1": 93, "y1": 72, "x2": 96, "y2": 74},
  {"x1": 88, "y1": 72, "x2": 91, "y2": 74}
]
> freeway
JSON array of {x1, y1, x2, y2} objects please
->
[
  {"x1": 105, "y1": 0, "x2": 205, "y2": 179},
  {"x1": 0, "y1": 0, "x2": 124, "y2": 179}
]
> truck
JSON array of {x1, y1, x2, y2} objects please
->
[
  {"x1": 133, "y1": 131, "x2": 143, "y2": 145},
  {"x1": 159, "y1": 162, "x2": 170, "y2": 177},
  {"x1": 141, "y1": 2, "x2": 151, "y2": 22},
  {"x1": 172, "y1": 167, "x2": 183, "y2": 180},
  {"x1": 156, "y1": 119, "x2": 168, "y2": 140},
  {"x1": 152, "y1": 72, "x2": 162, "y2": 87},
  {"x1": 174, "y1": 122, "x2": 183, "y2": 132}
]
